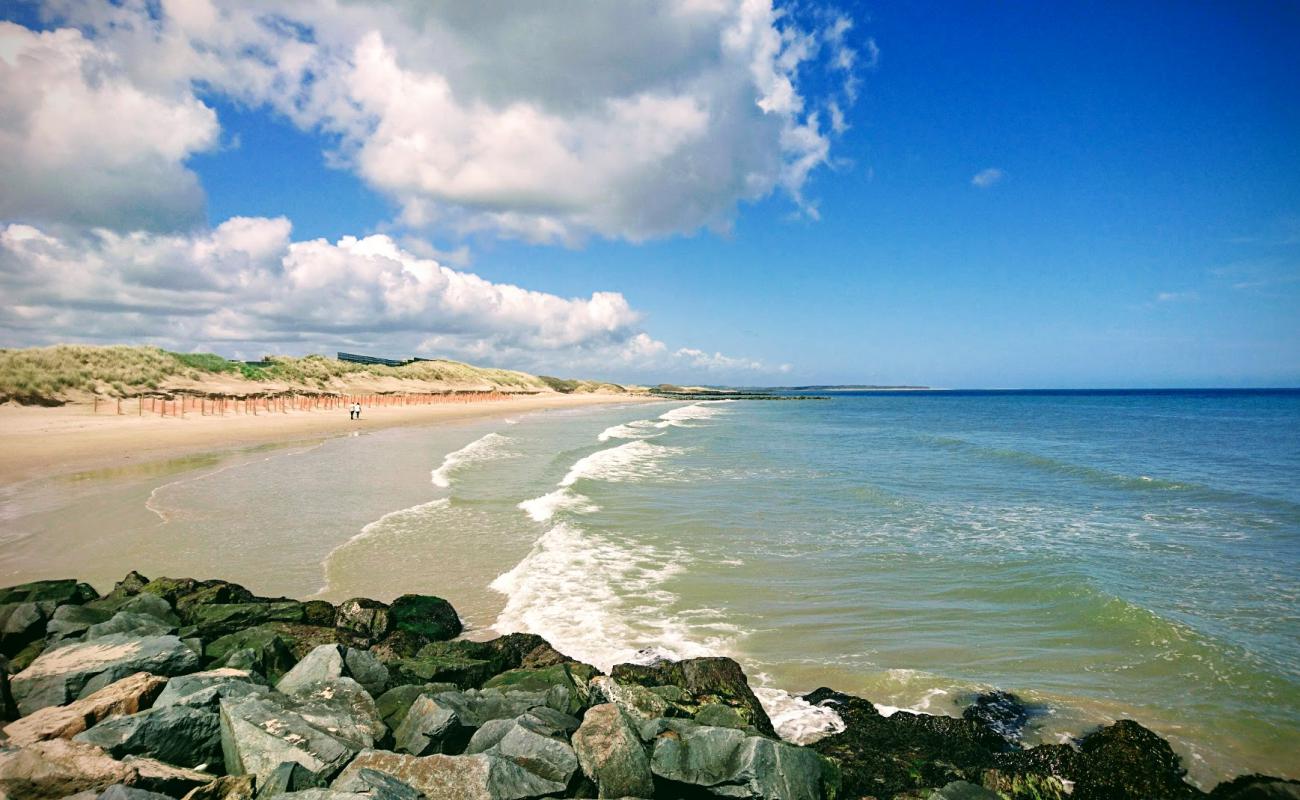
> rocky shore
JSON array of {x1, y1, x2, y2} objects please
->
[{"x1": 0, "y1": 574, "x2": 1294, "y2": 800}]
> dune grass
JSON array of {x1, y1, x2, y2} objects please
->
[{"x1": 0, "y1": 345, "x2": 608, "y2": 403}]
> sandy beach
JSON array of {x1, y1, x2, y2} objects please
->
[{"x1": 0, "y1": 392, "x2": 651, "y2": 484}]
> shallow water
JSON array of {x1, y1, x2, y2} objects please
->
[{"x1": 1, "y1": 391, "x2": 1296, "y2": 785}]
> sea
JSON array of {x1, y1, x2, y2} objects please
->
[{"x1": 2, "y1": 389, "x2": 1297, "y2": 786}]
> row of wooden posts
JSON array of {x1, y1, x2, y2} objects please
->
[{"x1": 90, "y1": 391, "x2": 516, "y2": 417}]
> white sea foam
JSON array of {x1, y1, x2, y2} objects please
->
[
  {"x1": 597, "y1": 419, "x2": 662, "y2": 442},
  {"x1": 431, "y1": 432, "x2": 514, "y2": 488},
  {"x1": 517, "y1": 488, "x2": 599, "y2": 522},
  {"x1": 490, "y1": 522, "x2": 737, "y2": 671},
  {"x1": 654, "y1": 401, "x2": 730, "y2": 429},
  {"x1": 560, "y1": 439, "x2": 682, "y2": 486},
  {"x1": 753, "y1": 687, "x2": 848, "y2": 744},
  {"x1": 341, "y1": 497, "x2": 451, "y2": 550}
]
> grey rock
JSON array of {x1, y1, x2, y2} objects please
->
[
  {"x1": 587, "y1": 676, "x2": 669, "y2": 722},
  {"x1": 374, "y1": 683, "x2": 457, "y2": 731},
  {"x1": 181, "y1": 773, "x2": 257, "y2": 799},
  {"x1": 572, "y1": 704, "x2": 654, "y2": 799},
  {"x1": 45, "y1": 605, "x2": 114, "y2": 645},
  {"x1": 464, "y1": 710, "x2": 579, "y2": 786},
  {"x1": 85, "y1": 612, "x2": 178, "y2": 642},
  {"x1": 74, "y1": 704, "x2": 222, "y2": 768},
  {"x1": 113, "y1": 594, "x2": 181, "y2": 626},
  {"x1": 394, "y1": 694, "x2": 464, "y2": 756},
  {"x1": 205, "y1": 625, "x2": 297, "y2": 681},
  {"x1": 257, "y1": 760, "x2": 321, "y2": 796},
  {"x1": 333, "y1": 599, "x2": 391, "y2": 646},
  {"x1": 263, "y1": 791, "x2": 363, "y2": 800},
  {"x1": 288, "y1": 679, "x2": 386, "y2": 749},
  {"x1": 431, "y1": 687, "x2": 571, "y2": 729},
  {"x1": 97, "y1": 785, "x2": 178, "y2": 800},
  {"x1": 219, "y1": 692, "x2": 368, "y2": 787},
  {"x1": 331, "y1": 767, "x2": 422, "y2": 800},
  {"x1": 646, "y1": 719, "x2": 824, "y2": 800},
  {"x1": 1, "y1": 601, "x2": 49, "y2": 656},
  {"x1": 335, "y1": 749, "x2": 563, "y2": 799},
  {"x1": 12, "y1": 634, "x2": 201, "y2": 715},
  {"x1": 278, "y1": 645, "x2": 388, "y2": 699},
  {"x1": 155, "y1": 668, "x2": 269, "y2": 711},
  {"x1": 930, "y1": 780, "x2": 1002, "y2": 799}
]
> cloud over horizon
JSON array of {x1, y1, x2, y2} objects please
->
[{"x1": 0, "y1": 217, "x2": 785, "y2": 380}]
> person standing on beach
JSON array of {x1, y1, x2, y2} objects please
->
[{"x1": 353, "y1": 401, "x2": 362, "y2": 420}]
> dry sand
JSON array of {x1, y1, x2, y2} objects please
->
[{"x1": 0, "y1": 393, "x2": 651, "y2": 484}]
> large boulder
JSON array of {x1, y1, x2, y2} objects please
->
[
  {"x1": 388, "y1": 595, "x2": 462, "y2": 642},
  {"x1": 180, "y1": 774, "x2": 257, "y2": 800},
  {"x1": 334, "y1": 749, "x2": 564, "y2": 800},
  {"x1": 0, "y1": 579, "x2": 97, "y2": 658},
  {"x1": 1209, "y1": 775, "x2": 1300, "y2": 799},
  {"x1": 644, "y1": 718, "x2": 826, "y2": 800},
  {"x1": 1070, "y1": 719, "x2": 1201, "y2": 799},
  {"x1": 571, "y1": 703, "x2": 654, "y2": 798},
  {"x1": 962, "y1": 690, "x2": 1037, "y2": 744},
  {"x1": 334, "y1": 599, "x2": 391, "y2": 646},
  {"x1": 1, "y1": 602, "x2": 49, "y2": 658},
  {"x1": 805, "y1": 687, "x2": 1003, "y2": 797},
  {"x1": 0, "y1": 738, "x2": 210, "y2": 799},
  {"x1": 332, "y1": 767, "x2": 422, "y2": 800},
  {"x1": 3, "y1": 672, "x2": 168, "y2": 745},
  {"x1": 84, "y1": 612, "x2": 178, "y2": 641},
  {"x1": 587, "y1": 676, "x2": 671, "y2": 722},
  {"x1": 464, "y1": 709, "x2": 580, "y2": 787},
  {"x1": 375, "y1": 683, "x2": 457, "y2": 731},
  {"x1": 45, "y1": 605, "x2": 115, "y2": 645},
  {"x1": 0, "y1": 578, "x2": 98, "y2": 608},
  {"x1": 287, "y1": 678, "x2": 387, "y2": 748},
  {"x1": 387, "y1": 641, "x2": 502, "y2": 689},
  {"x1": 180, "y1": 602, "x2": 305, "y2": 641},
  {"x1": 481, "y1": 664, "x2": 593, "y2": 716},
  {"x1": 393, "y1": 693, "x2": 468, "y2": 756},
  {"x1": 11, "y1": 635, "x2": 201, "y2": 715},
  {"x1": 277, "y1": 644, "x2": 388, "y2": 698},
  {"x1": 152, "y1": 668, "x2": 268, "y2": 711},
  {"x1": 611, "y1": 656, "x2": 775, "y2": 737},
  {"x1": 203, "y1": 624, "x2": 301, "y2": 679},
  {"x1": 74, "y1": 704, "x2": 223, "y2": 769},
  {"x1": 218, "y1": 692, "x2": 366, "y2": 787}
]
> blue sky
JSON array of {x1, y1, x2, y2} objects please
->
[{"x1": 1, "y1": 1, "x2": 1296, "y2": 387}]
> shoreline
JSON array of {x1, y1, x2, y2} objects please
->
[{"x1": 0, "y1": 392, "x2": 652, "y2": 485}]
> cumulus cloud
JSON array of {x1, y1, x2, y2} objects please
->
[
  {"x1": 970, "y1": 167, "x2": 1005, "y2": 188},
  {"x1": 24, "y1": 0, "x2": 862, "y2": 241},
  {"x1": 0, "y1": 217, "x2": 783, "y2": 379},
  {"x1": 0, "y1": 21, "x2": 219, "y2": 230}
]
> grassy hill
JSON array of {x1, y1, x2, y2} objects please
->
[{"x1": 0, "y1": 345, "x2": 630, "y2": 404}]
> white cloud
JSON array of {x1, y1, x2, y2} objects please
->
[
  {"x1": 1154, "y1": 290, "x2": 1198, "y2": 303},
  {"x1": 971, "y1": 167, "x2": 1005, "y2": 188},
  {"x1": 25, "y1": 0, "x2": 862, "y2": 241},
  {"x1": 0, "y1": 22, "x2": 219, "y2": 230},
  {"x1": 0, "y1": 217, "x2": 784, "y2": 380}
]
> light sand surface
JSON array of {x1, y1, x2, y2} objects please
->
[{"x1": 0, "y1": 393, "x2": 651, "y2": 484}]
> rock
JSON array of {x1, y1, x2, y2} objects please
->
[
  {"x1": 97, "y1": 786, "x2": 178, "y2": 800},
  {"x1": 11, "y1": 634, "x2": 201, "y2": 715},
  {"x1": 393, "y1": 693, "x2": 467, "y2": 756},
  {"x1": 804, "y1": 687, "x2": 1003, "y2": 798},
  {"x1": 153, "y1": 668, "x2": 269, "y2": 711},
  {"x1": 85, "y1": 612, "x2": 178, "y2": 641},
  {"x1": 331, "y1": 766, "x2": 422, "y2": 800},
  {"x1": 388, "y1": 595, "x2": 461, "y2": 642},
  {"x1": 931, "y1": 780, "x2": 1002, "y2": 799},
  {"x1": 587, "y1": 676, "x2": 670, "y2": 722},
  {"x1": 139, "y1": 578, "x2": 255, "y2": 613},
  {"x1": 46, "y1": 605, "x2": 115, "y2": 645},
  {"x1": 1, "y1": 601, "x2": 49, "y2": 657},
  {"x1": 463, "y1": 710, "x2": 579, "y2": 786},
  {"x1": 1072, "y1": 719, "x2": 1200, "y2": 799},
  {"x1": 0, "y1": 738, "x2": 208, "y2": 799},
  {"x1": 388, "y1": 641, "x2": 501, "y2": 690},
  {"x1": 375, "y1": 683, "x2": 457, "y2": 731},
  {"x1": 611, "y1": 656, "x2": 774, "y2": 737},
  {"x1": 288, "y1": 679, "x2": 386, "y2": 748},
  {"x1": 1210, "y1": 774, "x2": 1300, "y2": 799},
  {"x1": 277, "y1": 645, "x2": 388, "y2": 698},
  {"x1": 962, "y1": 691, "x2": 1036, "y2": 743},
  {"x1": 3, "y1": 672, "x2": 168, "y2": 745},
  {"x1": 95, "y1": 572, "x2": 150, "y2": 606},
  {"x1": 258, "y1": 760, "x2": 323, "y2": 795},
  {"x1": 99, "y1": 594, "x2": 182, "y2": 626},
  {"x1": 644, "y1": 718, "x2": 825, "y2": 800},
  {"x1": 430, "y1": 687, "x2": 572, "y2": 729},
  {"x1": 694, "y1": 702, "x2": 755, "y2": 731},
  {"x1": 0, "y1": 578, "x2": 98, "y2": 607},
  {"x1": 74, "y1": 704, "x2": 223, "y2": 769},
  {"x1": 182, "y1": 774, "x2": 257, "y2": 800},
  {"x1": 205, "y1": 625, "x2": 298, "y2": 680},
  {"x1": 480, "y1": 664, "x2": 590, "y2": 716},
  {"x1": 0, "y1": 656, "x2": 17, "y2": 721},
  {"x1": 181, "y1": 602, "x2": 305, "y2": 641},
  {"x1": 571, "y1": 703, "x2": 654, "y2": 799},
  {"x1": 335, "y1": 749, "x2": 564, "y2": 799},
  {"x1": 302, "y1": 601, "x2": 337, "y2": 628},
  {"x1": 218, "y1": 693, "x2": 364, "y2": 787},
  {"x1": 334, "y1": 599, "x2": 391, "y2": 646},
  {"x1": 981, "y1": 768, "x2": 1071, "y2": 800}
]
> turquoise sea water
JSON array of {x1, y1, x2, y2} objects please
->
[{"x1": 3, "y1": 390, "x2": 1297, "y2": 784}]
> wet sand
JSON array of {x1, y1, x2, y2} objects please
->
[{"x1": 0, "y1": 393, "x2": 651, "y2": 484}]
